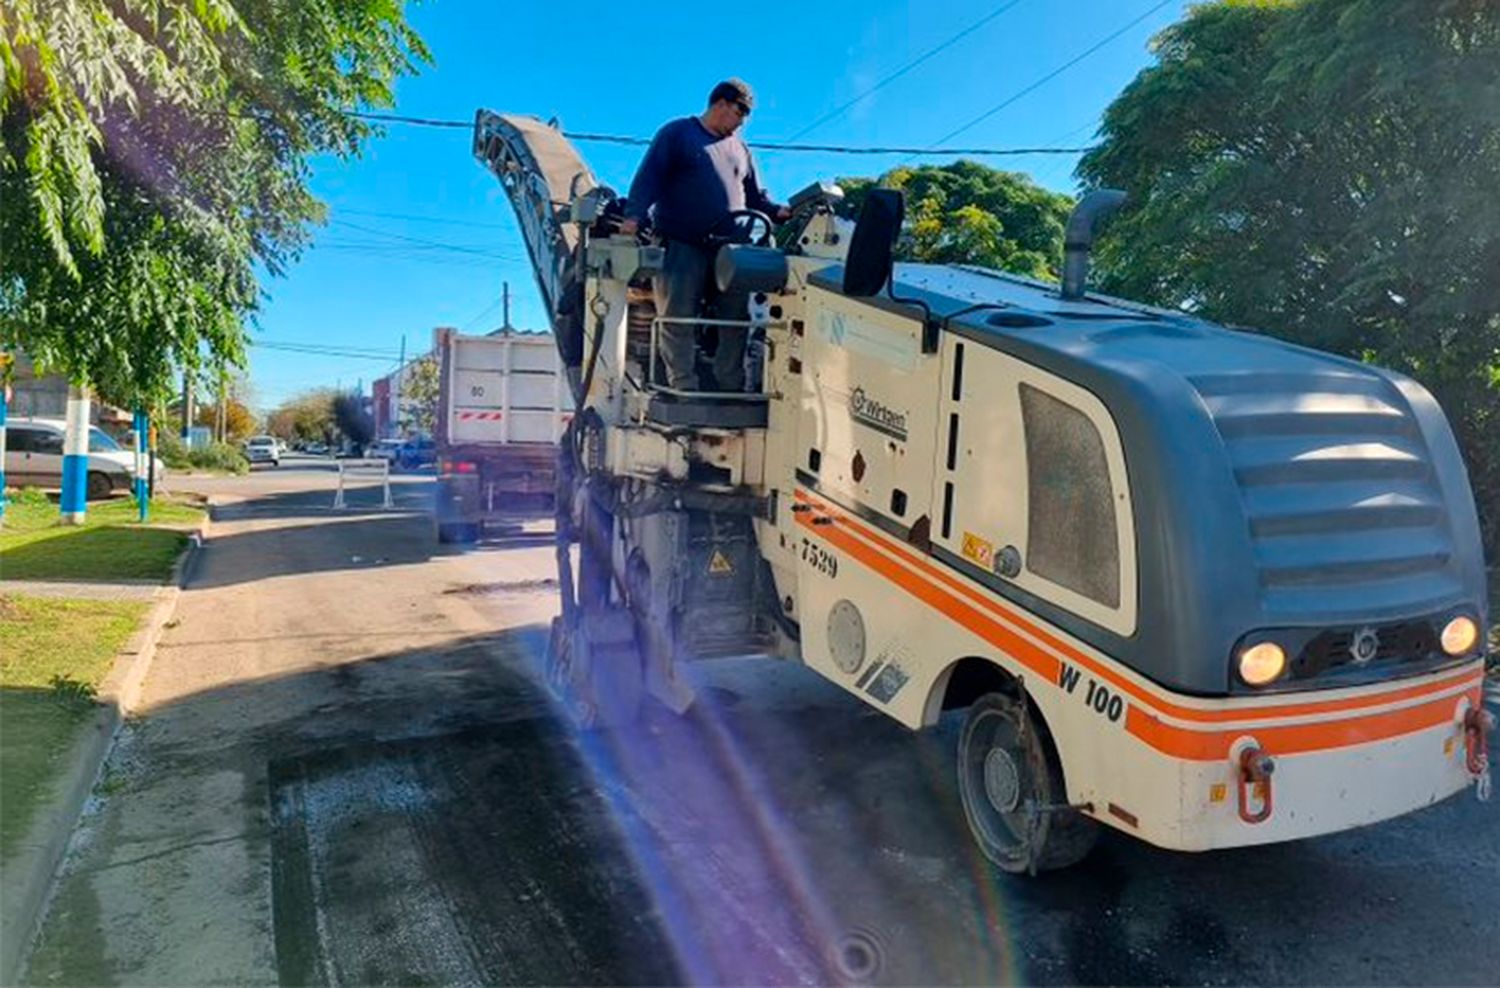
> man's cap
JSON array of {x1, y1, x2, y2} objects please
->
[{"x1": 709, "y1": 78, "x2": 754, "y2": 110}]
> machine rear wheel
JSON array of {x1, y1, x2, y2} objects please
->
[{"x1": 956, "y1": 693, "x2": 1098, "y2": 873}]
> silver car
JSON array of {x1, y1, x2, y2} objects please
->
[
  {"x1": 3, "y1": 417, "x2": 158, "y2": 499},
  {"x1": 243, "y1": 435, "x2": 280, "y2": 466}
]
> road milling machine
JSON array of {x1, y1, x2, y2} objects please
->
[{"x1": 473, "y1": 111, "x2": 1492, "y2": 872}]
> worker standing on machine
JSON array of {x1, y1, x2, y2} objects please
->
[{"x1": 619, "y1": 78, "x2": 790, "y2": 392}]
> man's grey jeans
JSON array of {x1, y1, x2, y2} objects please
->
[{"x1": 654, "y1": 239, "x2": 749, "y2": 392}]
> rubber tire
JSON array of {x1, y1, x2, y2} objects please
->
[
  {"x1": 956, "y1": 692, "x2": 1099, "y2": 874},
  {"x1": 437, "y1": 522, "x2": 477, "y2": 544},
  {"x1": 86, "y1": 471, "x2": 113, "y2": 501}
]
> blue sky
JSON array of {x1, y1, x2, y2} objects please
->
[{"x1": 248, "y1": 0, "x2": 1191, "y2": 409}]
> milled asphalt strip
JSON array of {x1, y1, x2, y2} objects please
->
[{"x1": 0, "y1": 519, "x2": 209, "y2": 986}]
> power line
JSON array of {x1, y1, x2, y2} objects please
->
[
  {"x1": 1044, "y1": 116, "x2": 1106, "y2": 146},
  {"x1": 341, "y1": 110, "x2": 1091, "y2": 157},
  {"x1": 308, "y1": 251, "x2": 523, "y2": 272},
  {"x1": 348, "y1": 110, "x2": 470, "y2": 129},
  {"x1": 785, "y1": 0, "x2": 1028, "y2": 142},
  {"x1": 731, "y1": 139, "x2": 1092, "y2": 156},
  {"x1": 924, "y1": 0, "x2": 1174, "y2": 150},
  {"x1": 252, "y1": 345, "x2": 401, "y2": 361},
  {"x1": 311, "y1": 243, "x2": 517, "y2": 261},
  {"x1": 253, "y1": 337, "x2": 401, "y2": 356},
  {"x1": 329, "y1": 219, "x2": 518, "y2": 259},
  {"x1": 460, "y1": 296, "x2": 506, "y2": 332},
  {"x1": 316, "y1": 239, "x2": 525, "y2": 261},
  {"x1": 334, "y1": 207, "x2": 514, "y2": 231},
  {"x1": 250, "y1": 341, "x2": 404, "y2": 361}
]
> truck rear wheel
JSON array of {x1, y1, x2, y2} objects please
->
[
  {"x1": 956, "y1": 693, "x2": 1098, "y2": 874},
  {"x1": 436, "y1": 522, "x2": 479, "y2": 544}
]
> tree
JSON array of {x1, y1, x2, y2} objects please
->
[
  {"x1": 195, "y1": 399, "x2": 257, "y2": 443},
  {"x1": 400, "y1": 355, "x2": 440, "y2": 437},
  {"x1": 838, "y1": 161, "x2": 1075, "y2": 280},
  {"x1": 1078, "y1": 0, "x2": 1500, "y2": 557},
  {"x1": 266, "y1": 389, "x2": 336, "y2": 443},
  {"x1": 332, "y1": 391, "x2": 373, "y2": 449},
  {"x1": 1, "y1": 2, "x2": 430, "y2": 408}
]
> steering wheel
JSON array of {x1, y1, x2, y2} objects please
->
[{"x1": 724, "y1": 209, "x2": 775, "y2": 247}]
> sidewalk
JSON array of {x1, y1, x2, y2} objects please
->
[
  {"x1": 0, "y1": 524, "x2": 205, "y2": 985},
  {"x1": 0, "y1": 580, "x2": 165, "y2": 601},
  {"x1": 13, "y1": 470, "x2": 540, "y2": 984}
]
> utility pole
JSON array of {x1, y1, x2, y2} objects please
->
[
  {"x1": 133, "y1": 407, "x2": 149, "y2": 522},
  {"x1": 216, "y1": 364, "x2": 227, "y2": 443},
  {"x1": 181, "y1": 368, "x2": 194, "y2": 444},
  {"x1": 0, "y1": 374, "x2": 9, "y2": 526},
  {"x1": 502, "y1": 281, "x2": 513, "y2": 331},
  {"x1": 60, "y1": 383, "x2": 90, "y2": 525}
]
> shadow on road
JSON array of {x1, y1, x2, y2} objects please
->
[
  {"x1": 26, "y1": 608, "x2": 1500, "y2": 986},
  {"x1": 184, "y1": 513, "x2": 443, "y2": 589},
  {"x1": 185, "y1": 502, "x2": 556, "y2": 591},
  {"x1": 22, "y1": 478, "x2": 1500, "y2": 986},
  {"x1": 206, "y1": 481, "x2": 435, "y2": 522}
]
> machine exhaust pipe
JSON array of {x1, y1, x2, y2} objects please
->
[{"x1": 1060, "y1": 189, "x2": 1127, "y2": 300}]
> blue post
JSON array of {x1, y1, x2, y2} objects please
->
[
  {"x1": 134, "y1": 408, "x2": 149, "y2": 522},
  {"x1": 0, "y1": 383, "x2": 9, "y2": 525},
  {"x1": 60, "y1": 384, "x2": 90, "y2": 525}
]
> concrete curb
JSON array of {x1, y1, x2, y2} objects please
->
[
  {"x1": 0, "y1": 704, "x2": 119, "y2": 988},
  {"x1": 0, "y1": 512, "x2": 210, "y2": 986}
]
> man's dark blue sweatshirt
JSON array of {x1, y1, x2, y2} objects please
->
[{"x1": 625, "y1": 116, "x2": 782, "y2": 244}]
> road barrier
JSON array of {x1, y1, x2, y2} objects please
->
[{"x1": 332, "y1": 458, "x2": 394, "y2": 510}]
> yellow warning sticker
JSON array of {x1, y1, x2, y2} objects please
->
[
  {"x1": 960, "y1": 531, "x2": 994, "y2": 569},
  {"x1": 708, "y1": 549, "x2": 734, "y2": 575}
]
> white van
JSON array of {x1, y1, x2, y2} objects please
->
[{"x1": 4, "y1": 417, "x2": 159, "y2": 499}]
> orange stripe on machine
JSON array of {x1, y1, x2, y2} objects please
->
[{"x1": 792, "y1": 489, "x2": 1482, "y2": 760}]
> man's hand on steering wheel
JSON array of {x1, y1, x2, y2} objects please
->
[{"x1": 724, "y1": 209, "x2": 777, "y2": 246}]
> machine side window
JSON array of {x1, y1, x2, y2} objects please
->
[{"x1": 1020, "y1": 383, "x2": 1120, "y2": 608}]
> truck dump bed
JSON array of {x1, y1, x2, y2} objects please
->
[
  {"x1": 433, "y1": 328, "x2": 569, "y2": 539},
  {"x1": 438, "y1": 329, "x2": 569, "y2": 446}
]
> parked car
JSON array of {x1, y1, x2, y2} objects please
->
[
  {"x1": 304, "y1": 441, "x2": 328, "y2": 456},
  {"x1": 363, "y1": 439, "x2": 402, "y2": 463},
  {"x1": 396, "y1": 437, "x2": 436, "y2": 471},
  {"x1": 243, "y1": 435, "x2": 280, "y2": 467},
  {"x1": 3, "y1": 416, "x2": 159, "y2": 499}
]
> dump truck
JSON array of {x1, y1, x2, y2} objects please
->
[
  {"x1": 432, "y1": 326, "x2": 569, "y2": 542},
  {"x1": 472, "y1": 111, "x2": 1492, "y2": 872}
]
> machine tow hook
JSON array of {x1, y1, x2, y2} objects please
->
[
  {"x1": 1237, "y1": 747, "x2": 1276, "y2": 824},
  {"x1": 1464, "y1": 707, "x2": 1494, "y2": 803}
]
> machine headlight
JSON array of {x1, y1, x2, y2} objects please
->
[
  {"x1": 1237, "y1": 641, "x2": 1287, "y2": 687},
  {"x1": 1439, "y1": 616, "x2": 1479, "y2": 657}
]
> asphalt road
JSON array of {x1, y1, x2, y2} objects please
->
[{"x1": 22, "y1": 464, "x2": 1500, "y2": 986}]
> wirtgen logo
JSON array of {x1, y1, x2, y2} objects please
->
[{"x1": 849, "y1": 387, "x2": 908, "y2": 441}]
